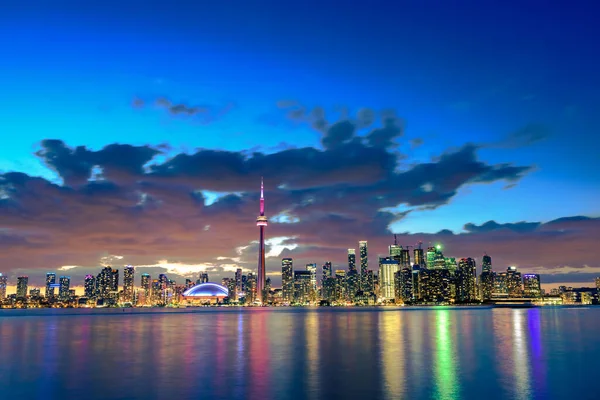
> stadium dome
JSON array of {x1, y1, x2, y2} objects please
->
[{"x1": 182, "y1": 282, "x2": 229, "y2": 298}]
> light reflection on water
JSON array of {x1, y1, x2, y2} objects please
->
[{"x1": 0, "y1": 307, "x2": 598, "y2": 400}]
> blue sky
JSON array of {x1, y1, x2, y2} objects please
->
[{"x1": 0, "y1": 1, "x2": 599, "y2": 288}]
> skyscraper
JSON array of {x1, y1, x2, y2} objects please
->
[
  {"x1": 141, "y1": 273, "x2": 151, "y2": 298},
  {"x1": 84, "y1": 275, "x2": 95, "y2": 298},
  {"x1": 413, "y1": 243, "x2": 424, "y2": 267},
  {"x1": 293, "y1": 270, "x2": 312, "y2": 303},
  {"x1": 45, "y1": 272, "x2": 56, "y2": 299},
  {"x1": 359, "y1": 241, "x2": 368, "y2": 289},
  {"x1": 199, "y1": 273, "x2": 209, "y2": 284},
  {"x1": 281, "y1": 258, "x2": 293, "y2": 302},
  {"x1": 523, "y1": 274, "x2": 541, "y2": 298},
  {"x1": 480, "y1": 254, "x2": 494, "y2": 301},
  {"x1": 16, "y1": 276, "x2": 28, "y2": 298},
  {"x1": 389, "y1": 235, "x2": 402, "y2": 259},
  {"x1": 0, "y1": 273, "x2": 7, "y2": 299},
  {"x1": 256, "y1": 178, "x2": 268, "y2": 304},
  {"x1": 306, "y1": 263, "x2": 317, "y2": 292},
  {"x1": 379, "y1": 257, "x2": 399, "y2": 301},
  {"x1": 348, "y1": 249, "x2": 356, "y2": 272},
  {"x1": 334, "y1": 270, "x2": 347, "y2": 302},
  {"x1": 506, "y1": 266, "x2": 523, "y2": 297},
  {"x1": 235, "y1": 268, "x2": 243, "y2": 294},
  {"x1": 123, "y1": 265, "x2": 135, "y2": 302},
  {"x1": 426, "y1": 246, "x2": 437, "y2": 268},
  {"x1": 456, "y1": 258, "x2": 477, "y2": 303},
  {"x1": 111, "y1": 269, "x2": 119, "y2": 292},
  {"x1": 59, "y1": 276, "x2": 70, "y2": 300}
]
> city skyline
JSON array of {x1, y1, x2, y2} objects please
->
[{"x1": 1, "y1": 2, "x2": 599, "y2": 291}]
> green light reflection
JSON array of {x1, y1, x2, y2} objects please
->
[{"x1": 434, "y1": 309, "x2": 460, "y2": 400}]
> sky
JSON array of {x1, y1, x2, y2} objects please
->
[{"x1": 1, "y1": 0, "x2": 599, "y2": 292}]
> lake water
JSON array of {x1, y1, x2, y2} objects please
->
[{"x1": 0, "y1": 307, "x2": 598, "y2": 400}]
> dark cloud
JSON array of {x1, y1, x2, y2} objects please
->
[
  {"x1": 463, "y1": 220, "x2": 541, "y2": 233},
  {"x1": 133, "y1": 96, "x2": 235, "y2": 123}
]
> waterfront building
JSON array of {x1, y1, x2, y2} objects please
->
[
  {"x1": 281, "y1": 258, "x2": 293, "y2": 302},
  {"x1": 222, "y1": 278, "x2": 237, "y2": 302},
  {"x1": 506, "y1": 266, "x2": 523, "y2": 297},
  {"x1": 29, "y1": 288, "x2": 41, "y2": 297},
  {"x1": 419, "y1": 269, "x2": 452, "y2": 303},
  {"x1": 322, "y1": 261, "x2": 332, "y2": 282},
  {"x1": 400, "y1": 248, "x2": 411, "y2": 269},
  {"x1": 59, "y1": 276, "x2": 70, "y2": 300},
  {"x1": 335, "y1": 270, "x2": 347, "y2": 302},
  {"x1": 456, "y1": 258, "x2": 477, "y2": 303},
  {"x1": 413, "y1": 244, "x2": 424, "y2": 267},
  {"x1": 45, "y1": 272, "x2": 56, "y2": 299},
  {"x1": 255, "y1": 178, "x2": 268, "y2": 304},
  {"x1": 246, "y1": 273, "x2": 256, "y2": 303},
  {"x1": 141, "y1": 273, "x2": 151, "y2": 305},
  {"x1": 359, "y1": 241, "x2": 368, "y2": 289},
  {"x1": 426, "y1": 246, "x2": 437, "y2": 268},
  {"x1": 0, "y1": 273, "x2": 6, "y2": 299},
  {"x1": 16, "y1": 276, "x2": 28, "y2": 298},
  {"x1": 183, "y1": 282, "x2": 229, "y2": 305},
  {"x1": 379, "y1": 257, "x2": 399, "y2": 301},
  {"x1": 389, "y1": 235, "x2": 402, "y2": 259},
  {"x1": 84, "y1": 275, "x2": 95, "y2": 298},
  {"x1": 523, "y1": 274, "x2": 542, "y2": 298},
  {"x1": 235, "y1": 268, "x2": 243, "y2": 295},
  {"x1": 123, "y1": 265, "x2": 135, "y2": 302},
  {"x1": 348, "y1": 249, "x2": 356, "y2": 272},
  {"x1": 480, "y1": 254, "x2": 494, "y2": 300},
  {"x1": 293, "y1": 270, "x2": 312, "y2": 304}
]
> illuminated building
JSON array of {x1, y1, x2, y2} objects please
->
[
  {"x1": 235, "y1": 268, "x2": 243, "y2": 294},
  {"x1": 222, "y1": 278, "x2": 237, "y2": 302},
  {"x1": 334, "y1": 270, "x2": 347, "y2": 302},
  {"x1": 413, "y1": 244, "x2": 424, "y2": 267},
  {"x1": 281, "y1": 258, "x2": 293, "y2": 302},
  {"x1": 480, "y1": 254, "x2": 494, "y2": 300},
  {"x1": 29, "y1": 288, "x2": 41, "y2": 297},
  {"x1": 199, "y1": 273, "x2": 209, "y2": 284},
  {"x1": 493, "y1": 272, "x2": 508, "y2": 297},
  {"x1": 185, "y1": 279, "x2": 194, "y2": 288},
  {"x1": 84, "y1": 275, "x2": 95, "y2": 298},
  {"x1": 141, "y1": 273, "x2": 151, "y2": 305},
  {"x1": 322, "y1": 261, "x2": 332, "y2": 282},
  {"x1": 16, "y1": 276, "x2": 28, "y2": 298},
  {"x1": 348, "y1": 249, "x2": 356, "y2": 272},
  {"x1": 246, "y1": 273, "x2": 256, "y2": 303},
  {"x1": 365, "y1": 270, "x2": 375, "y2": 294},
  {"x1": 293, "y1": 270, "x2": 312, "y2": 303},
  {"x1": 123, "y1": 265, "x2": 135, "y2": 302},
  {"x1": 400, "y1": 248, "x2": 411, "y2": 269},
  {"x1": 346, "y1": 269, "x2": 359, "y2": 300},
  {"x1": 256, "y1": 178, "x2": 268, "y2": 304},
  {"x1": 322, "y1": 275, "x2": 336, "y2": 302},
  {"x1": 523, "y1": 274, "x2": 541, "y2": 298},
  {"x1": 506, "y1": 266, "x2": 523, "y2": 297},
  {"x1": 151, "y1": 279, "x2": 162, "y2": 305},
  {"x1": 0, "y1": 273, "x2": 6, "y2": 299},
  {"x1": 389, "y1": 235, "x2": 402, "y2": 259},
  {"x1": 456, "y1": 258, "x2": 477, "y2": 303},
  {"x1": 183, "y1": 283, "x2": 229, "y2": 305},
  {"x1": 419, "y1": 269, "x2": 452, "y2": 303},
  {"x1": 359, "y1": 241, "x2": 368, "y2": 289},
  {"x1": 379, "y1": 257, "x2": 399, "y2": 301},
  {"x1": 394, "y1": 267, "x2": 413, "y2": 303},
  {"x1": 306, "y1": 263, "x2": 317, "y2": 293},
  {"x1": 59, "y1": 276, "x2": 70, "y2": 300},
  {"x1": 426, "y1": 246, "x2": 437, "y2": 268},
  {"x1": 110, "y1": 269, "x2": 119, "y2": 292},
  {"x1": 45, "y1": 272, "x2": 56, "y2": 299}
]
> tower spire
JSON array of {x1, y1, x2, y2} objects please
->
[{"x1": 260, "y1": 177, "x2": 265, "y2": 216}]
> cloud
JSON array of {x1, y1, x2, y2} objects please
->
[
  {"x1": 134, "y1": 96, "x2": 236, "y2": 124},
  {"x1": 489, "y1": 124, "x2": 551, "y2": 149}
]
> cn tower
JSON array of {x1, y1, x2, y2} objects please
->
[{"x1": 256, "y1": 177, "x2": 268, "y2": 304}]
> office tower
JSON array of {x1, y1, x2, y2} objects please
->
[
  {"x1": 281, "y1": 258, "x2": 294, "y2": 302},
  {"x1": 456, "y1": 258, "x2": 477, "y2": 303},
  {"x1": 293, "y1": 270, "x2": 312, "y2": 303},
  {"x1": 110, "y1": 269, "x2": 119, "y2": 292},
  {"x1": 596, "y1": 277, "x2": 600, "y2": 296},
  {"x1": 493, "y1": 272, "x2": 508, "y2": 296},
  {"x1": 185, "y1": 279, "x2": 193, "y2": 288},
  {"x1": 480, "y1": 254, "x2": 494, "y2": 300},
  {"x1": 346, "y1": 268, "x2": 359, "y2": 300},
  {"x1": 412, "y1": 265, "x2": 421, "y2": 300},
  {"x1": 84, "y1": 275, "x2": 95, "y2": 298},
  {"x1": 348, "y1": 249, "x2": 356, "y2": 272},
  {"x1": 400, "y1": 249, "x2": 411, "y2": 269},
  {"x1": 123, "y1": 265, "x2": 135, "y2": 302},
  {"x1": 322, "y1": 261, "x2": 332, "y2": 281},
  {"x1": 426, "y1": 246, "x2": 437, "y2": 268},
  {"x1": 419, "y1": 269, "x2": 452, "y2": 303},
  {"x1": 394, "y1": 267, "x2": 413, "y2": 303},
  {"x1": 235, "y1": 268, "x2": 243, "y2": 294},
  {"x1": 151, "y1": 279, "x2": 161, "y2": 305},
  {"x1": 306, "y1": 263, "x2": 317, "y2": 292},
  {"x1": 158, "y1": 274, "x2": 168, "y2": 289},
  {"x1": 96, "y1": 267, "x2": 113, "y2": 297},
  {"x1": 59, "y1": 276, "x2": 70, "y2": 300},
  {"x1": 379, "y1": 257, "x2": 399, "y2": 301},
  {"x1": 16, "y1": 276, "x2": 28, "y2": 298},
  {"x1": 444, "y1": 257, "x2": 457, "y2": 272},
  {"x1": 413, "y1": 243, "x2": 424, "y2": 267},
  {"x1": 523, "y1": 274, "x2": 542, "y2": 298},
  {"x1": 389, "y1": 235, "x2": 402, "y2": 259},
  {"x1": 365, "y1": 270, "x2": 375, "y2": 294},
  {"x1": 241, "y1": 275, "x2": 248, "y2": 293},
  {"x1": 46, "y1": 272, "x2": 56, "y2": 298},
  {"x1": 141, "y1": 273, "x2": 151, "y2": 301},
  {"x1": 334, "y1": 270, "x2": 347, "y2": 302},
  {"x1": 222, "y1": 278, "x2": 237, "y2": 301},
  {"x1": 29, "y1": 288, "x2": 41, "y2": 297},
  {"x1": 322, "y1": 274, "x2": 336, "y2": 302},
  {"x1": 255, "y1": 178, "x2": 268, "y2": 304},
  {"x1": 199, "y1": 273, "x2": 209, "y2": 284},
  {"x1": 359, "y1": 241, "x2": 368, "y2": 289},
  {"x1": 506, "y1": 266, "x2": 523, "y2": 297},
  {"x1": 0, "y1": 273, "x2": 6, "y2": 299},
  {"x1": 246, "y1": 273, "x2": 257, "y2": 303}
]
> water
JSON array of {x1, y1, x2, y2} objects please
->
[{"x1": 0, "y1": 307, "x2": 597, "y2": 400}]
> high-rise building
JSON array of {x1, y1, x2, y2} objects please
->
[
  {"x1": 256, "y1": 178, "x2": 268, "y2": 304},
  {"x1": 426, "y1": 246, "x2": 437, "y2": 268},
  {"x1": 506, "y1": 266, "x2": 523, "y2": 297},
  {"x1": 379, "y1": 257, "x2": 399, "y2": 301},
  {"x1": 413, "y1": 244, "x2": 425, "y2": 267},
  {"x1": 246, "y1": 273, "x2": 257, "y2": 303},
  {"x1": 45, "y1": 272, "x2": 56, "y2": 299},
  {"x1": 456, "y1": 258, "x2": 477, "y2": 303},
  {"x1": 199, "y1": 273, "x2": 209, "y2": 284},
  {"x1": 84, "y1": 275, "x2": 95, "y2": 298},
  {"x1": 293, "y1": 270, "x2": 312, "y2": 304},
  {"x1": 346, "y1": 269, "x2": 359, "y2": 300},
  {"x1": 389, "y1": 235, "x2": 402, "y2": 259},
  {"x1": 306, "y1": 263, "x2": 317, "y2": 293},
  {"x1": 110, "y1": 269, "x2": 119, "y2": 292},
  {"x1": 334, "y1": 270, "x2": 347, "y2": 302},
  {"x1": 59, "y1": 276, "x2": 70, "y2": 300},
  {"x1": 394, "y1": 267, "x2": 413, "y2": 303},
  {"x1": 493, "y1": 272, "x2": 508, "y2": 297},
  {"x1": 400, "y1": 249, "x2": 411, "y2": 269},
  {"x1": 322, "y1": 262, "x2": 332, "y2": 281},
  {"x1": 420, "y1": 269, "x2": 452, "y2": 303},
  {"x1": 523, "y1": 274, "x2": 541, "y2": 298},
  {"x1": 281, "y1": 258, "x2": 294, "y2": 302},
  {"x1": 359, "y1": 241, "x2": 368, "y2": 289},
  {"x1": 596, "y1": 277, "x2": 600, "y2": 296},
  {"x1": 235, "y1": 268, "x2": 243, "y2": 294},
  {"x1": 348, "y1": 249, "x2": 356, "y2": 272},
  {"x1": 29, "y1": 288, "x2": 41, "y2": 297},
  {"x1": 123, "y1": 265, "x2": 135, "y2": 302},
  {"x1": 141, "y1": 273, "x2": 151, "y2": 303},
  {"x1": 480, "y1": 254, "x2": 494, "y2": 301},
  {"x1": 16, "y1": 276, "x2": 28, "y2": 298},
  {"x1": 222, "y1": 278, "x2": 237, "y2": 301},
  {"x1": 0, "y1": 273, "x2": 7, "y2": 299}
]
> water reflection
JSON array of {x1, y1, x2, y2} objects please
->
[
  {"x1": 512, "y1": 310, "x2": 531, "y2": 399},
  {"x1": 433, "y1": 309, "x2": 460, "y2": 400},
  {"x1": 379, "y1": 311, "x2": 404, "y2": 399}
]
